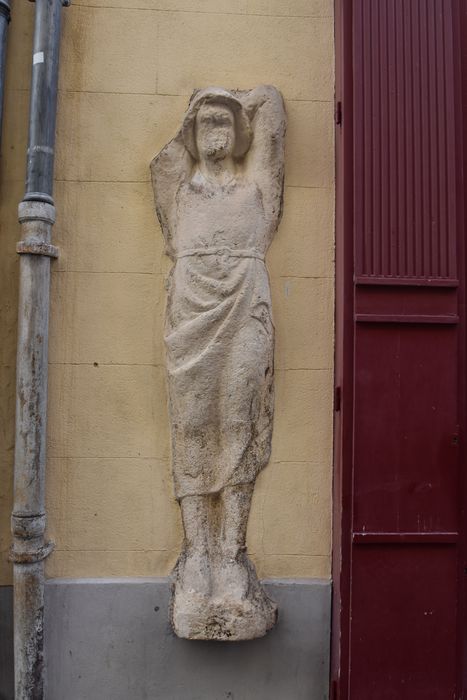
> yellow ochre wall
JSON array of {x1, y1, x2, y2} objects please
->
[{"x1": 0, "y1": 0, "x2": 335, "y2": 584}]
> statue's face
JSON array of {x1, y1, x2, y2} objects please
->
[{"x1": 195, "y1": 102, "x2": 236, "y2": 161}]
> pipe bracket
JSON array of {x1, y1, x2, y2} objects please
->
[
  {"x1": 9, "y1": 540, "x2": 55, "y2": 565},
  {"x1": 16, "y1": 240, "x2": 59, "y2": 258}
]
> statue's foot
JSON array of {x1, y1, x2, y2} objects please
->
[
  {"x1": 175, "y1": 546, "x2": 211, "y2": 598},
  {"x1": 212, "y1": 554, "x2": 250, "y2": 602},
  {"x1": 171, "y1": 547, "x2": 212, "y2": 639},
  {"x1": 171, "y1": 551, "x2": 278, "y2": 641}
]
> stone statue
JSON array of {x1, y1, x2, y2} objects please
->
[{"x1": 150, "y1": 85, "x2": 286, "y2": 641}]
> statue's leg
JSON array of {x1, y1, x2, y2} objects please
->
[
  {"x1": 220, "y1": 483, "x2": 254, "y2": 557},
  {"x1": 178, "y1": 494, "x2": 211, "y2": 597},
  {"x1": 211, "y1": 483, "x2": 254, "y2": 600}
]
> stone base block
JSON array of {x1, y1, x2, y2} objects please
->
[{"x1": 171, "y1": 552, "x2": 278, "y2": 641}]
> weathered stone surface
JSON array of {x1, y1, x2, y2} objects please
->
[{"x1": 151, "y1": 85, "x2": 286, "y2": 640}]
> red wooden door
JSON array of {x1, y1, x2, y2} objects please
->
[{"x1": 333, "y1": 1, "x2": 467, "y2": 698}]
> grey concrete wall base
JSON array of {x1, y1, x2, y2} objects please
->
[{"x1": 44, "y1": 577, "x2": 331, "y2": 700}]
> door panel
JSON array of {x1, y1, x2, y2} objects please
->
[
  {"x1": 350, "y1": 545, "x2": 458, "y2": 700},
  {"x1": 353, "y1": 0, "x2": 458, "y2": 283},
  {"x1": 354, "y1": 323, "x2": 458, "y2": 534}
]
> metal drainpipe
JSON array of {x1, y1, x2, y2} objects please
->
[
  {"x1": 10, "y1": 0, "x2": 69, "y2": 698},
  {"x1": 0, "y1": 0, "x2": 11, "y2": 146}
]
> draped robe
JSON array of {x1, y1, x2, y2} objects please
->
[{"x1": 165, "y1": 174, "x2": 274, "y2": 498}]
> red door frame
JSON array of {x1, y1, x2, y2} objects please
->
[
  {"x1": 331, "y1": 0, "x2": 354, "y2": 695},
  {"x1": 332, "y1": 1, "x2": 467, "y2": 696},
  {"x1": 458, "y1": 3, "x2": 467, "y2": 692}
]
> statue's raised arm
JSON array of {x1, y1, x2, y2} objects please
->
[
  {"x1": 150, "y1": 130, "x2": 192, "y2": 259},
  {"x1": 242, "y1": 85, "x2": 286, "y2": 236}
]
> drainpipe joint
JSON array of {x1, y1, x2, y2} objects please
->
[
  {"x1": 17, "y1": 200, "x2": 59, "y2": 258},
  {"x1": 18, "y1": 200, "x2": 55, "y2": 225},
  {"x1": 27, "y1": 0, "x2": 71, "y2": 6},
  {"x1": 10, "y1": 512, "x2": 54, "y2": 565}
]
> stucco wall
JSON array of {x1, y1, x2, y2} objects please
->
[{"x1": 0, "y1": 0, "x2": 334, "y2": 584}]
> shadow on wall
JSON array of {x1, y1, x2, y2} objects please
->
[{"x1": 0, "y1": 587, "x2": 13, "y2": 700}]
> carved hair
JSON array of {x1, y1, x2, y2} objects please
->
[{"x1": 182, "y1": 87, "x2": 253, "y2": 161}]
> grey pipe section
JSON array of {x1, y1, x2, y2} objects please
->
[
  {"x1": 0, "y1": 0, "x2": 11, "y2": 148},
  {"x1": 10, "y1": 0, "x2": 68, "y2": 698},
  {"x1": 24, "y1": 0, "x2": 66, "y2": 202}
]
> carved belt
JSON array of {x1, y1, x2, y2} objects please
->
[{"x1": 176, "y1": 247, "x2": 265, "y2": 261}]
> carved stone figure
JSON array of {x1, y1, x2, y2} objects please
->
[{"x1": 151, "y1": 85, "x2": 286, "y2": 641}]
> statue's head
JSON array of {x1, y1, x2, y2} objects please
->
[
  {"x1": 195, "y1": 102, "x2": 236, "y2": 162},
  {"x1": 182, "y1": 88, "x2": 252, "y2": 163}
]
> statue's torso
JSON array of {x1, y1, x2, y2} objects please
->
[{"x1": 173, "y1": 175, "x2": 269, "y2": 254}]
